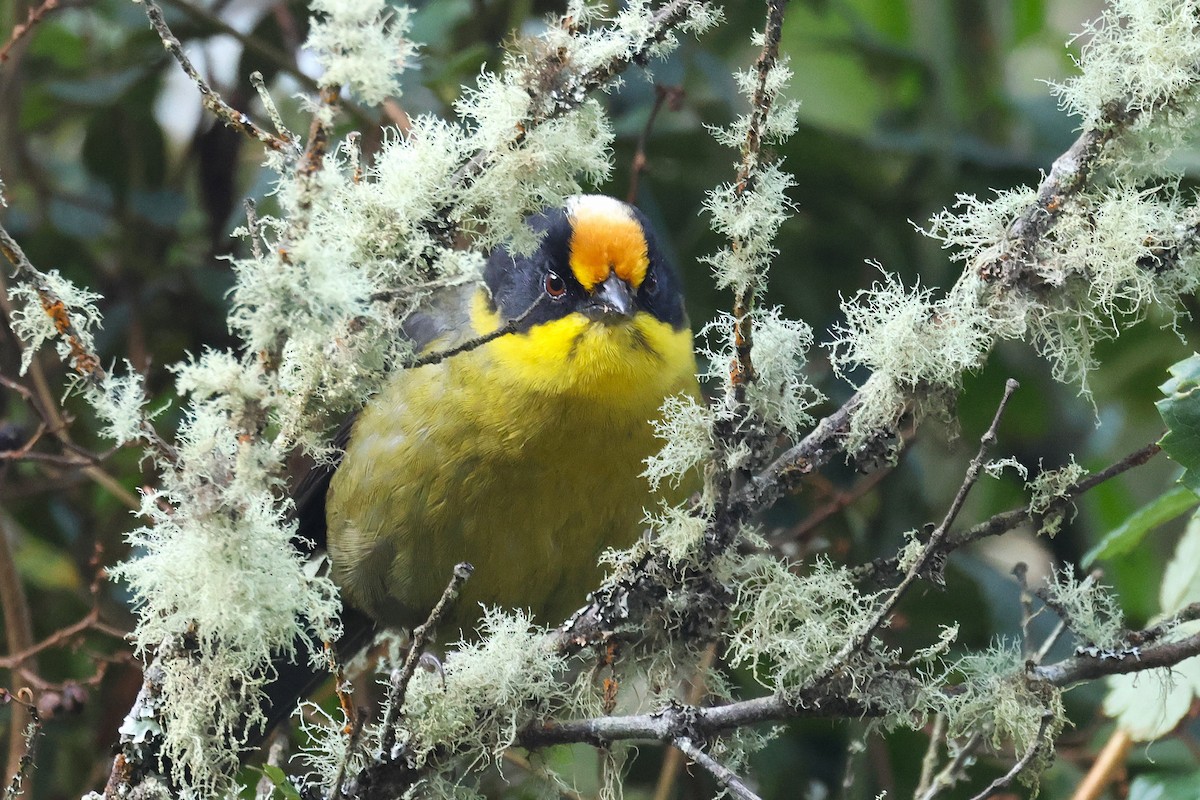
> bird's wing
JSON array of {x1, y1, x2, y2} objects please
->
[
  {"x1": 400, "y1": 281, "x2": 478, "y2": 351},
  {"x1": 292, "y1": 282, "x2": 478, "y2": 552}
]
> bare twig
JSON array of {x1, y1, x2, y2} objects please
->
[
  {"x1": 843, "y1": 379, "x2": 1019, "y2": 657},
  {"x1": 626, "y1": 84, "x2": 684, "y2": 204},
  {"x1": 1031, "y1": 627, "x2": 1200, "y2": 686},
  {"x1": 916, "y1": 732, "x2": 984, "y2": 800},
  {"x1": 0, "y1": 0, "x2": 59, "y2": 63},
  {"x1": 965, "y1": 709, "x2": 1055, "y2": 800},
  {"x1": 853, "y1": 439, "x2": 1162, "y2": 584},
  {"x1": 780, "y1": 464, "x2": 892, "y2": 546},
  {"x1": 140, "y1": 0, "x2": 296, "y2": 153},
  {"x1": 0, "y1": 605, "x2": 125, "y2": 671},
  {"x1": 376, "y1": 562, "x2": 473, "y2": 759},
  {"x1": 403, "y1": 295, "x2": 547, "y2": 370},
  {"x1": 1, "y1": 695, "x2": 40, "y2": 800},
  {"x1": 0, "y1": 509, "x2": 34, "y2": 787},
  {"x1": 159, "y1": 0, "x2": 326, "y2": 99},
  {"x1": 914, "y1": 714, "x2": 947, "y2": 798},
  {"x1": 249, "y1": 71, "x2": 292, "y2": 140},
  {"x1": 674, "y1": 736, "x2": 761, "y2": 800},
  {"x1": 519, "y1": 692, "x2": 878, "y2": 750}
]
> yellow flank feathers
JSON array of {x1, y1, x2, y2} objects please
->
[
  {"x1": 567, "y1": 195, "x2": 650, "y2": 290},
  {"x1": 325, "y1": 288, "x2": 700, "y2": 636}
]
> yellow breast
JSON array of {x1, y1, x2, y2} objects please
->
[{"x1": 325, "y1": 290, "x2": 699, "y2": 635}]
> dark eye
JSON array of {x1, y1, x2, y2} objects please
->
[
  {"x1": 545, "y1": 271, "x2": 567, "y2": 299},
  {"x1": 642, "y1": 271, "x2": 658, "y2": 295}
]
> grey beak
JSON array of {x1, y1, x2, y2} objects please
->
[{"x1": 582, "y1": 271, "x2": 636, "y2": 321}]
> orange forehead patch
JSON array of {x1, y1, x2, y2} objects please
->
[{"x1": 567, "y1": 198, "x2": 649, "y2": 291}]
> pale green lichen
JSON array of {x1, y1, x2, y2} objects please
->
[
  {"x1": 306, "y1": 0, "x2": 415, "y2": 105},
  {"x1": 644, "y1": 501, "x2": 709, "y2": 565},
  {"x1": 935, "y1": 642, "x2": 1065, "y2": 783},
  {"x1": 724, "y1": 555, "x2": 875, "y2": 691},
  {"x1": 703, "y1": 164, "x2": 796, "y2": 295},
  {"x1": 1027, "y1": 457, "x2": 1088, "y2": 537},
  {"x1": 397, "y1": 609, "x2": 570, "y2": 768},
  {"x1": 1044, "y1": 565, "x2": 1124, "y2": 650},
  {"x1": 643, "y1": 394, "x2": 716, "y2": 491},
  {"x1": 827, "y1": 270, "x2": 998, "y2": 448},
  {"x1": 984, "y1": 457, "x2": 1030, "y2": 481},
  {"x1": 1055, "y1": 0, "x2": 1200, "y2": 131},
  {"x1": 296, "y1": 704, "x2": 369, "y2": 792},
  {"x1": 84, "y1": 366, "x2": 156, "y2": 447},
  {"x1": 698, "y1": 308, "x2": 820, "y2": 459},
  {"x1": 6, "y1": 270, "x2": 103, "y2": 376}
]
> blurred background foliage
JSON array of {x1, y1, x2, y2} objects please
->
[{"x1": 0, "y1": 0, "x2": 1198, "y2": 797}]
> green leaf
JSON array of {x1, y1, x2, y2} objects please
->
[
  {"x1": 1083, "y1": 485, "x2": 1199, "y2": 567},
  {"x1": 1105, "y1": 657, "x2": 1200, "y2": 741},
  {"x1": 1011, "y1": 0, "x2": 1046, "y2": 44},
  {"x1": 257, "y1": 764, "x2": 302, "y2": 800},
  {"x1": 1159, "y1": 509, "x2": 1200, "y2": 614},
  {"x1": 1158, "y1": 353, "x2": 1200, "y2": 493},
  {"x1": 14, "y1": 534, "x2": 82, "y2": 592},
  {"x1": 1129, "y1": 771, "x2": 1200, "y2": 800}
]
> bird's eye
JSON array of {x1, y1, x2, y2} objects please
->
[{"x1": 545, "y1": 271, "x2": 567, "y2": 299}]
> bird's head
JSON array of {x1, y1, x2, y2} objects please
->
[{"x1": 474, "y1": 195, "x2": 695, "y2": 405}]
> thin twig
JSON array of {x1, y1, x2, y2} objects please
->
[
  {"x1": 674, "y1": 736, "x2": 762, "y2": 800},
  {"x1": 1, "y1": 695, "x2": 40, "y2": 800},
  {"x1": 0, "y1": 227, "x2": 177, "y2": 463},
  {"x1": 781, "y1": 464, "x2": 892, "y2": 546},
  {"x1": 916, "y1": 732, "x2": 983, "y2": 800},
  {"x1": 1031, "y1": 626, "x2": 1200, "y2": 685},
  {"x1": 1032, "y1": 619, "x2": 1069, "y2": 666},
  {"x1": 965, "y1": 710, "x2": 1055, "y2": 800},
  {"x1": 0, "y1": 0, "x2": 59, "y2": 63},
  {"x1": 140, "y1": 0, "x2": 296, "y2": 153},
  {"x1": 726, "y1": 0, "x2": 787, "y2": 405},
  {"x1": 403, "y1": 295, "x2": 547, "y2": 370},
  {"x1": 914, "y1": 714, "x2": 947, "y2": 798},
  {"x1": 853, "y1": 439, "x2": 1162, "y2": 583},
  {"x1": 844, "y1": 379, "x2": 1019, "y2": 656},
  {"x1": 376, "y1": 562, "x2": 473, "y2": 759},
  {"x1": 0, "y1": 509, "x2": 34, "y2": 787},
  {"x1": 159, "y1": 0, "x2": 325, "y2": 100},
  {"x1": 0, "y1": 605, "x2": 125, "y2": 670},
  {"x1": 626, "y1": 84, "x2": 683, "y2": 203}
]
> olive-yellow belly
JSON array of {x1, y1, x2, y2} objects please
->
[{"x1": 325, "y1": 310, "x2": 698, "y2": 636}]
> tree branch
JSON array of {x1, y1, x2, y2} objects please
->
[
  {"x1": 674, "y1": 736, "x2": 761, "y2": 800},
  {"x1": 377, "y1": 563, "x2": 473, "y2": 758}
]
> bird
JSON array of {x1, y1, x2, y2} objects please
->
[{"x1": 285, "y1": 194, "x2": 700, "y2": 674}]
